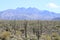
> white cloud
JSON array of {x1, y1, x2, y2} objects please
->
[{"x1": 47, "y1": 3, "x2": 60, "y2": 8}]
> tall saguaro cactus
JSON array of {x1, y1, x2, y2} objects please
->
[
  {"x1": 37, "y1": 20, "x2": 40, "y2": 40},
  {"x1": 36, "y1": 30, "x2": 40, "y2": 40},
  {"x1": 37, "y1": 21, "x2": 43, "y2": 40},
  {"x1": 40, "y1": 22, "x2": 43, "y2": 36},
  {"x1": 24, "y1": 20, "x2": 28, "y2": 40},
  {"x1": 33, "y1": 21, "x2": 40, "y2": 40}
]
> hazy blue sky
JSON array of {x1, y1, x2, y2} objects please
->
[{"x1": 0, "y1": 0, "x2": 60, "y2": 13}]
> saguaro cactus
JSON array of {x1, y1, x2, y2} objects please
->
[
  {"x1": 24, "y1": 20, "x2": 28, "y2": 40},
  {"x1": 40, "y1": 22, "x2": 43, "y2": 36},
  {"x1": 37, "y1": 21, "x2": 43, "y2": 40}
]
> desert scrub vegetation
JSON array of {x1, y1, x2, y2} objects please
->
[
  {"x1": 0, "y1": 29, "x2": 11, "y2": 40},
  {"x1": 0, "y1": 20, "x2": 60, "y2": 40},
  {"x1": 51, "y1": 32, "x2": 60, "y2": 40},
  {"x1": 40, "y1": 33, "x2": 51, "y2": 40}
]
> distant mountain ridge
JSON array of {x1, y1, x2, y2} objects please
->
[
  {"x1": 0, "y1": 8, "x2": 60, "y2": 20},
  {"x1": 53, "y1": 17, "x2": 60, "y2": 20}
]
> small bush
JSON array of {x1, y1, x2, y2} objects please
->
[
  {"x1": 0, "y1": 31, "x2": 11, "y2": 40},
  {"x1": 40, "y1": 34, "x2": 51, "y2": 40},
  {"x1": 52, "y1": 32, "x2": 60, "y2": 40}
]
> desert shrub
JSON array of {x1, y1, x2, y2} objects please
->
[
  {"x1": 20, "y1": 29, "x2": 25, "y2": 34},
  {"x1": 52, "y1": 32, "x2": 60, "y2": 40},
  {"x1": 56, "y1": 26, "x2": 60, "y2": 28},
  {"x1": 0, "y1": 31, "x2": 11, "y2": 40},
  {"x1": 52, "y1": 32, "x2": 59, "y2": 37},
  {"x1": 30, "y1": 35, "x2": 37, "y2": 40},
  {"x1": 30, "y1": 38, "x2": 37, "y2": 40},
  {"x1": 54, "y1": 37, "x2": 60, "y2": 40},
  {"x1": 40, "y1": 33, "x2": 51, "y2": 40},
  {"x1": 15, "y1": 30, "x2": 22, "y2": 36},
  {"x1": 21, "y1": 33, "x2": 30, "y2": 40}
]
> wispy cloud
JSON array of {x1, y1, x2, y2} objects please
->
[{"x1": 47, "y1": 3, "x2": 60, "y2": 8}]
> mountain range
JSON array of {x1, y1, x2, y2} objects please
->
[{"x1": 0, "y1": 7, "x2": 60, "y2": 20}]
